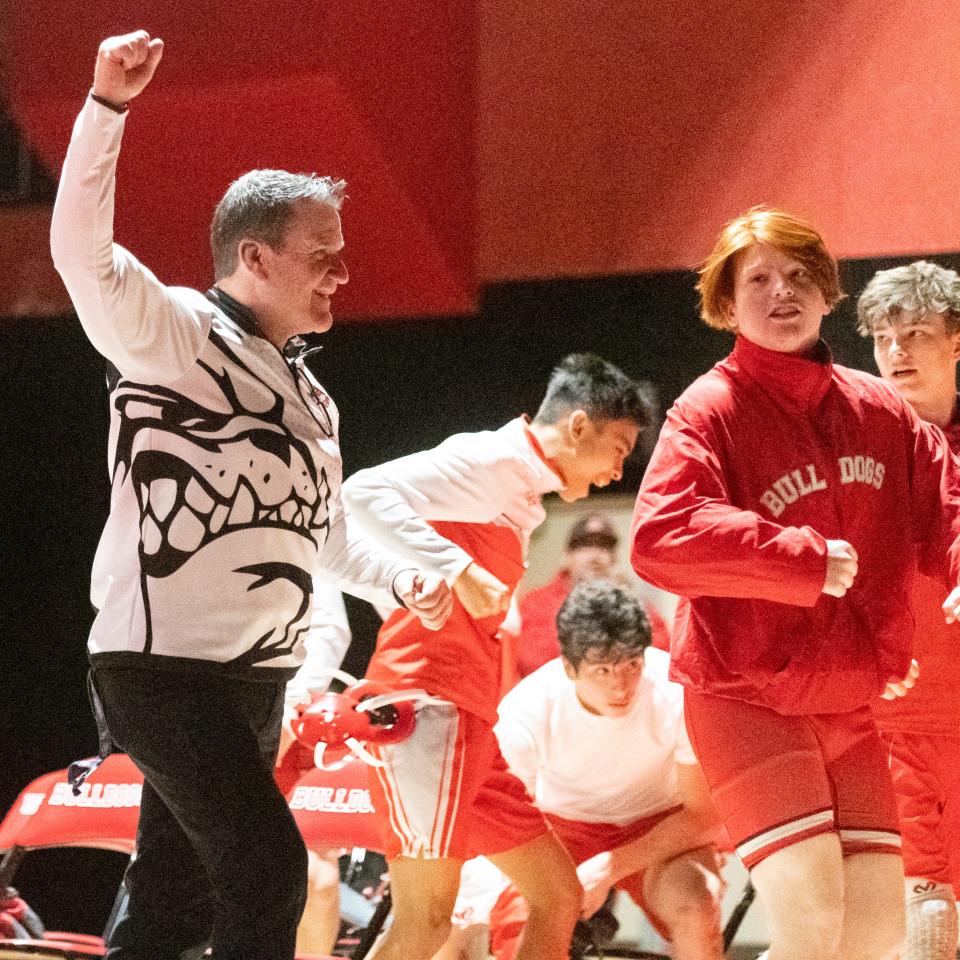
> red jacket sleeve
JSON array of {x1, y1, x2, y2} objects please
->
[
  {"x1": 631, "y1": 402, "x2": 827, "y2": 606},
  {"x1": 900, "y1": 397, "x2": 960, "y2": 588}
]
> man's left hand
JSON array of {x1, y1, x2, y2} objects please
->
[
  {"x1": 395, "y1": 570, "x2": 453, "y2": 630},
  {"x1": 576, "y1": 851, "x2": 615, "y2": 919},
  {"x1": 880, "y1": 659, "x2": 919, "y2": 700}
]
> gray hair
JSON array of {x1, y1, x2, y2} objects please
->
[
  {"x1": 857, "y1": 260, "x2": 960, "y2": 336},
  {"x1": 210, "y1": 169, "x2": 347, "y2": 280}
]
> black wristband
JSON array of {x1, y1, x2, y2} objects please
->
[{"x1": 89, "y1": 89, "x2": 129, "y2": 114}]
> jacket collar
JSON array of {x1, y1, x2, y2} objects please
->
[
  {"x1": 282, "y1": 333, "x2": 325, "y2": 364},
  {"x1": 729, "y1": 334, "x2": 833, "y2": 411},
  {"x1": 206, "y1": 286, "x2": 260, "y2": 335},
  {"x1": 505, "y1": 417, "x2": 565, "y2": 494},
  {"x1": 206, "y1": 286, "x2": 324, "y2": 362}
]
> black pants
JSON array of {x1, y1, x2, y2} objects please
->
[{"x1": 91, "y1": 664, "x2": 308, "y2": 960}]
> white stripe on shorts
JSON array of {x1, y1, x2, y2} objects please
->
[
  {"x1": 737, "y1": 808, "x2": 835, "y2": 862},
  {"x1": 374, "y1": 701, "x2": 462, "y2": 859},
  {"x1": 434, "y1": 720, "x2": 467, "y2": 857},
  {"x1": 374, "y1": 741, "x2": 417, "y2": 854},
  {"x1": 839, "y1": 829, "x2": 902, "y2": 849}
]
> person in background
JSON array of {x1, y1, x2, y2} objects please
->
[
  {"x1": 858, "y1": 260, "x2": 960, "y2": 960},
  {"x1": 515, "y1": 513, "x2": 670, "y2": 678},
  {"x1": 491, "y1": 579, "x2": 724, "y2": 960},
  {"x1": 275, "y1": 581, "x2": 355, "y2": 958}
]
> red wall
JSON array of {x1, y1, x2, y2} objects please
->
[
  {"x1": 6, "y1": 1, "x2": 475, "y2": 319},
  {"x1": 0, "y1": 207, "x2": 72, "y2": 318},
  {"x1": 477, "y1": 0, "x2": 960, "y2": 280},
  {"x1": 5, "y1": 1, "x2": 960, "y2": 317}
]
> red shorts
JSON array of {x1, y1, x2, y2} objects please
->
[
  {"x1": 546, "y1": 810, "x2": 684, "y2": 939},
  {"x1": 367, "y1": 702, "x2": 547, "y2": 861},
  {"x1": 880, "y1": 731, "x2": 960, "y2": 891},
  {"x1": 684, "y1": 691, "x2": 900, "y2": 869},
  {"x1": 487, "y1": 808, "x2": 718, "y2": 959}
]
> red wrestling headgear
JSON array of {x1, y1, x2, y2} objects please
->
[{"x1": 293, "y1": 677, "x2": 421, "y2": 769}]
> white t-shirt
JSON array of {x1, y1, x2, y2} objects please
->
[{"x1": 495, "y1": 648, "x2": 695, "y2": 826}]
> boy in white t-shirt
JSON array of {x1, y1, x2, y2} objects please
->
[{"x1": 491, "y1": 580, "x2": 724, "y2": 960}]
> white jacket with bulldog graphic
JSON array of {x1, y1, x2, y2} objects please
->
[{"x1": 51, "y1": 96, "x2": 412, "y2": 680}]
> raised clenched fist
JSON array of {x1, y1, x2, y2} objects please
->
[{"x1": 93, "y1": 30, "x2": 164, "y2": 106}]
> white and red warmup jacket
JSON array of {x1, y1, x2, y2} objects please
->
[
  {"x1": 50, "y1": 96, "x2": 414, "y2": 680},
  {"x1": 343, "y1": 417, "x2": 564, "y2": 724},
  {"x1": 873, "y1": 407, "x2": 960, "y2": 736},
  {"x1": 631, "y1": 336, "x2": 960, "y2": 715}
]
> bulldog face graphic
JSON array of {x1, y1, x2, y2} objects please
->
[{"x1": 110, "y1": 338, "x2": 334, "y2": 666}]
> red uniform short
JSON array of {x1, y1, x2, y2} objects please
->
[
  {"x1": 880, "y1": 731, "x2": 960, "y2": 891},
  {"x1": 684, "y1": 690, "x2": 900, "y2": 869},
  {"x1": 367, "y1": 702, "x2": 547, "y2": 861},
  {"x1": 487, "y1": 807, "x2": 718, "y2": 959}
]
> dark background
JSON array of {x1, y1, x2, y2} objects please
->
[{"x1": 5, "y1": 252, "x2": 960, "y2": 932}]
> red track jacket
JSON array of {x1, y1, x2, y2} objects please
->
[
  {"x1": 631, "y1": 336, "x2": 960, "y2": 715},
  {"x1": 873, "y1": 409, "x2": 960, "y2": 736}
]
